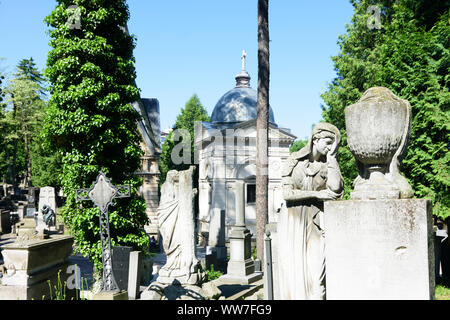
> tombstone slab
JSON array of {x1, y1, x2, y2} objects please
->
[
  {"x1": 112, "y1": 246, "x2": 131, "y2": 292},
  {"x1": 0, "y1": 235, "x2": 74, "y2": 300},
  {"x1": 37, "y1": 187, "x2": 56, "y2": 234},
  {"x1": 324, "y1": 199, "x2": 435, "y2": 300}
]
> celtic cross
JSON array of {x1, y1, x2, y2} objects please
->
[{"x1": 76, "y1": 172, "x2": 130, "y2": 292}]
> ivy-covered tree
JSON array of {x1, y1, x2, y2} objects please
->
[
  {"x1": 159, "y1": 94, "x2": 210, "y2": 185},
  {"x1": 44, "y1": 0, "x2": 149, "y2": 272},
  {"x1": 321, "y1": 0, "x2": 449, "y2": 218}
]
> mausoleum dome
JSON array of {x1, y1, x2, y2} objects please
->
[{"x1": 211, "y1": 51, "x2": 275, "y2": 124}]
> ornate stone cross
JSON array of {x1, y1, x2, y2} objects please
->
[{"x1": 76, "y1": 172, "x2": 131, "y2": 292}]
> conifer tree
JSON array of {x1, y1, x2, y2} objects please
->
[
  {"x1": 159, "y1": 94, "x2": 210, "y2": 185},
  {"x1": 321, "y1": 0, "x2": 449, "y2": 218}
]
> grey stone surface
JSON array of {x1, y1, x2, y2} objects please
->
[
  {"x1": 200, "y1": 281, "x2": 222, "y2": 300},
  {"x1": 278, "y1": 122, "x2": 343, "y2": 300},
  {"x1": 0, "y1": 235, "x2": 74, "y2": 300},
  {"x1": 345, "y1": 87, "x2": 413, "y2": 200},
  {"x1": 157, "y1": 166, "x2": 203, "y2": 285},
  {"x1": 219, "y1": 181, "x2": 262, "y2": 285},
  {"x1": 128, "y1": 251, "x2": 143, "y2": 300},
  {"x1": 324, "y1": 199, "x2": 435, "y2": 300},
  {"x1": 112, "y1": 246, "x2": 131, "y2": 292},
  {"x1": 37, "y1": 186, "x2": 56, "y2": 235}
]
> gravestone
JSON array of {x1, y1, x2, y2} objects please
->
[
  {"x1": 37, "y1": 187, "x2": 56, "y2": 234},
  {"x1": 76, "y1": 172, "x2": 131, "y2": 299},
  {"x1": 128, "y1": 251, "x2": 143, "y2": 300},
  {"x1": 38, "y1": 186, "x2": 56, "y2": 213},
  {"x1": 206, "y1": 208, "x2": 227, "y2": 267},
  {"x1": 0, "y1": 235, "x2": 74, "y2": 300},
  {"x1": 325, "y1": 199, "x2": 434, "y2": 299},
  {"x1": 219, "y1": 180, "x2": 262, "y2": 285},
  {"x1": 112, "y1": 246, "x2": 132, "y2": 292},
  {"x1": 325, "y1": 88, "x2": 435, "y2": 300}
]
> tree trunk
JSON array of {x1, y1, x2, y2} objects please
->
[
  {"x1": 23, "y1": 129, "x2": 32, "y2": 188},
  {"x1": 256, "y1": 0, "x2": 269, "y2": 266}
]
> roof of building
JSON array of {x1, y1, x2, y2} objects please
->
[{"x1": 210, "y1": 50, "x2": 275, "y2": 124}]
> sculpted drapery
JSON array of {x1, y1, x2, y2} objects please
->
[
  {"x1": 278, "y1": 123, "x2": 344, "y2": 300},
  {"x1": 157, "y1": 167, "x2": 200, "y2": 285}
]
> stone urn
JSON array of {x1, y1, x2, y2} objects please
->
[{"x1": 345, "y1": 87, "x2": 413, "y2": 199}]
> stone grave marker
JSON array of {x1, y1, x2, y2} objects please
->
[
  {"x1": 128, "y1": 251, "x2": 143, "y2": 300},
  {"x1": 76, "y1": 172, "x2": 130, "y2": 300},
  {"x1": 37, "y1": 186, "x2": 56, "y2": 234},
  {"x1": 112, "y1": 246, "x2": 132, "y2": 292}
]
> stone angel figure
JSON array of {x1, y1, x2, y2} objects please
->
[
  {"x1": 277, "y1": 122, "x2": 344, "y2": 300},
  {"x1": 157, "y1": 166, "x2": 202, "y2": 285}
]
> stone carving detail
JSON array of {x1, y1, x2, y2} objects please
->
[
  {"x1": 345, "y1": 87, "x2": 413, "y2": 199},
  {"x1": 157, "y1": 166, "x2": 203, "y2": 285},
  {"x1": 278, "y1": 122, "x2": 344, "y2": 300}
]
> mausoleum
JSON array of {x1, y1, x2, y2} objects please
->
[
  {"x1": 195, "y1": 51, "x2": 296, "y2": 242},
  {"x1": 133, "y1": 98, "x2": 161, "y2": 238}
]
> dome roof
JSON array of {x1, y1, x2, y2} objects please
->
[
  {"x1": 210, "y1": 86, "x2": 275, "y2": 123},
  {"x1": 210, "y1": 50, "x2": 275, "y2": 124}
]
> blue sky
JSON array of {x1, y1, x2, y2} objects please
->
[{"x1": 0, "y1": 0, "x2": 354, "y2": 140}]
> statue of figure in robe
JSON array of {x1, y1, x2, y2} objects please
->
[
  {"x1": 157, "y1": 166, "x2": 202, "y2": 285},
  {"x1": 278, "y1": 122, "x2": 344, "y2": 300}
]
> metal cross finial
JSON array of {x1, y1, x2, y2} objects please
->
[
  {"x1": 241, "y1": 50, "x2": 247, "y2": 71},
  {"x1": 76, "y1": 172, "x2": 131, "y2": 292}
]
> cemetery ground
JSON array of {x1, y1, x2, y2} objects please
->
[
  {"x1": 0, "y1": 222, "x2": 265, "y2": 300},
  {"x1": 1, "y1": 228, "x2": 448, "y2": 300}
]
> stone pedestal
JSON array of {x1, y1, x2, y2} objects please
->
[
  {"x1": 0, "y1": 235, "x2": 74, "y2": 300},
  {"x1": 207, "y1": 208, "x2": 227, "y2": 261},
  {"x1": 324, "y1": 199, "x2": 434, "y2": 300},
  {"x1": 219, "y1": 181, "x2": 262, "y2": 285}
]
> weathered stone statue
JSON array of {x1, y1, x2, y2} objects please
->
[
  {"x1": 157, "y1": 166, "x2": 202, "y2": 285},
  {"x1": 345, "y1": 87, "x2": 413, "y2": 199},
  {"x1": 278, "y1": 122, "x2": 343, "y2": 300}
]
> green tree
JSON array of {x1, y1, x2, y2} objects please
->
[
  {"x1": 321, "y1": 0, "x2": 449, "y2": 218},
  {"x1": 159, "y1": 94, "x2": 210, "y2": 185},
  {"x1": 4, "y1": 78, "x2": 45, "y2": 188},
  {"x1": 0, "y1": 68, "x2": 8, "y2": 189},
  {"x1": 14, "y1": 58, "x2": 47, "y2": 95},
  {"x1": 289, "y1": 139, "x2": 308, "y2": 154},
  {"x1": 44, "y1": 0, "x2": 149, "y2": 272}
]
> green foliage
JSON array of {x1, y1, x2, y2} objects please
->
[
  {"x1": 289, "y1": 139, "x2": 308, "y2": 154},
  {"x1": 44, "y1": 0, "x2": 149, "y2": 271},
  {"x1": 436, "y1": 284, "x2": 450, "y2": 300},
  {"x1": 46, "y1": 268, "x2": 89, "y2": 300},
  {"x1": 3, "y1": 77, "x2": 46, "y2": 187},
  {"x1": 159, "y1": 94, "x2": 210, "y2": 185},
  {"x1": 14, "y1": 58, "x2": 47, "y2": 96},
  {"x1": 321, "y1": 0, "x2": 449, "y2": 214},
  {"x1": 205, "y1": 264, "x2": 223, "y2": 281}
]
